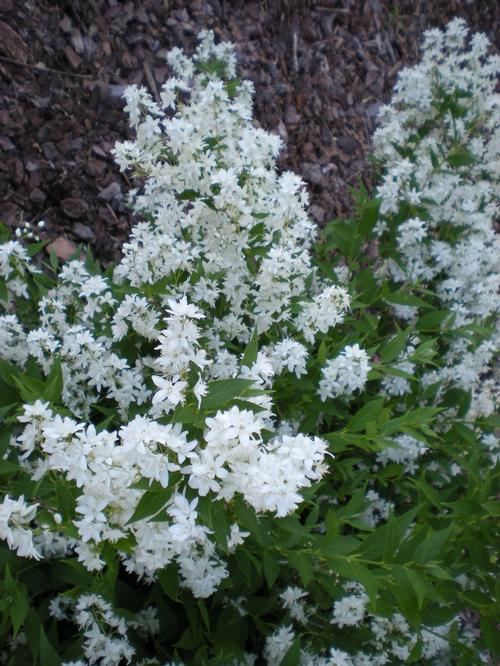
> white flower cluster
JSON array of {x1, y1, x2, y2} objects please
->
[
  {"x1": 50, "y1": 594, "x2": 135, "y2": 666},
  {"x1": 263, "y1": 625, "x2": 295, "y2": 665},
  {"x1": 279, "y1": 585, "x2": 309, "y2": 624},
  {"x1": 191, "y1": 406, "x2": 328, "y2": 516},
  {"x1": 361, "y1": 489, "x2": 394, "y2": 528},
  {"x1": 327, "y1": 582, "x2": 451, "y2": 665},
  {"x1": 373, "y1": 18, "x2": 500, "y2": 418},
  {"x1": 0, "y1": 240, "x2": 37, "y2": 304},
  {"x1": 319, "y1": 344, "x2": 370, "y2": 401},
  {"x1": 263, "y1": 600, "x2": 452, "y2": 666},
  {"x1": 14, "y1": 394, "x2": 326, "y2": 592},
  {"x1": 376, "y1": 434, "x2": 428, "y2": 474},
  {"x1": 112, "y1": 29, "x2": 350, "y2": 348},
  {"x1": 331, "y1": 582, "x2": 369, "y2": 628},
  {"x1": 0, "y1": 494, "x2": 40, "y2": 560},
  {"x1": 5, "y1": 259, "x2": 149, "y2": 418},
  {"x1": 0, "y1": 31, "x2": 356, "y2": 603}
]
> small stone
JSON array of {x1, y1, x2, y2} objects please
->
[{"x1": 46, "y1": 237, "x2": 78, "y2": 261}]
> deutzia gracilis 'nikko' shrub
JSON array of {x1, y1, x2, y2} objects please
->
[
  {"x1": 0, "y1": 31, "x2": 345, "y2": 594},
  {"x1": 0, "y1": 25, "x2": 498, "y2": 666},
  {"x1": 373, "y1": 18, "x2": 500, "y2": 420}
]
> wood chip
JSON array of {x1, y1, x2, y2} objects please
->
[
  {"x1": 61, "y1": 197, "x2": 89, "y2": 219},
  {"x1": 0, "y1": 21, "x2": 28, "y2": 63},
  {"x1": 63, "y1": 45, "x2": 82, "y2": 70}
]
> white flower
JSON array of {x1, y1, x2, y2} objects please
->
[
  {"x1": 319, "y1": 345, "x2": 370, "y2": 400},
  {"x1": 0, "y1": 495, "x2": 41, "y2": 560},
  {"x1": 152, "y1": 376, "x2": 188, "y2": 407},
  {"x1": 227, "y1": 524, "x2": 250, "y2": 552},
  {"x1": 331, "y1": 586, "x2": 368, "y2": 628}
]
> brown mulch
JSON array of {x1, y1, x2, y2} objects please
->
[{"x1": 0, "y1": 0, "x2": 498, "y2": 263}]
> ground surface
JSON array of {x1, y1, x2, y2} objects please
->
[{"x1": 0, "y1": 0, "x2": 498, "y2": 262}]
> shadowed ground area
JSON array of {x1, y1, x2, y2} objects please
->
[{"x1": 0, "y1": 0, "x2": 498, "y2": 262}]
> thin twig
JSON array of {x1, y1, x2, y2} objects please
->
[
  {"x1": 292, "y1": 31, "x2": 299, "y2": 74},
  {"x1": 105, "y1": 202, "x2": 120, "y2": 226},
  {"x1": 0, "y1": 54, "x2": 94, "y2": 80},
  {"x1": 143, "y1": 61, "x2": 160, "y2": 104}
]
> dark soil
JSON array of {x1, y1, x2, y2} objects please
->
[{"x1": 0, "y1": 0, "x2": 498, "y2": 263}]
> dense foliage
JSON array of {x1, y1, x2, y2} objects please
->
[{"x1": 0, "y1": 19, "x2": 498, "y2": 666}]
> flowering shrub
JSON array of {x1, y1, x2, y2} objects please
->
[
  {"x1": 0, "y1": 22, "x2": 498, "y2": 666},
  {"x1": 372, "y1": 18, "x2": 500, "y2": 420}
]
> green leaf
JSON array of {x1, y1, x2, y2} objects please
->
[
  {"x1": 416, "y1": 310, "x2": 450, "y2": 331},
  {"x1": 381, "y1": 513, "x2": 403, "y2": 562},
  {"x1": 55, "y1": 478, "x2": 77, "y2": 522},
  {"x1": 39, "y1": 625, "x2": 61, "y2": 666},
  {"x1": 198, "y1": 498, "x2": 229, "y2": 549},
  {"x1": 13, "y1": 373, "x2": 46, "y2": 403},
  {"x1": 336, "y1": 490, "x2": 368, "y2": 524},
  {"x1": 27, "y1": 239, "x2": 50, "y2": 257},
  {"x1": 5, "y1": 562, "x2": 29, "y2": 636},
  {"x1": 280, "y1": 636, "x2": 301, "y2": 666},
  {"x1": 381, "y1": 407, "x2": 442, "y2": 435},
  {"x1": 317, "y1": 338, "x2": 328, "y2": 366},
  {"x1": 4, "y1": 563, "x2": 16, "y2": 593},
  {"x1": 414, "y1": 525, "x2": 454, "y2": 563},
  {"x1": 347, "y1": 398, "x2": 385, "y2": 433},
  {"x1": 201, "y1": 378, "x2": 256, "y2": 410},
  {"x1": 44, "y1": 358, "x2": 64, "y2": 403},
  {"x1": 177, "y1": 189, "x2": 199, "y2": 201},
  {"x1": 49, "y1": 249, "x2": 59, "y2": 272},
  {"x1": 404, "y1": 568, "x2": 427, "y2": 609},
  {"x1": 0, "y1": 460, "x2": 20, "y2": 476},
  {"x1": 287, "y1": 551, "x2": 313, "y2": 586},
  {"x1": 409, "y1": 475, "x2": 442, "y2": 509},
  {"x1": 126, "y1": 481, "x2": 175, "y2": 524},
  {"x1": 480, "y1": 617, "x2": 500, "y2": 657},
  {"x1": 380, "y1": 327, "x2": 411, "y2": 363},
  {"x1": 262, "y1": 553, "x2": 280, "y2": 589},
  {"x1": 0, "y1": 359, "x2": 19, "y2": 388},
  {"x1": 241, "y1": 328, "x2": 258, "y2": 368},
  {"x1": 385, "y1": 292, "x2": 432, "y2": 309},
  {"x1": 158, "y1": 565, "x2": 180, "y2": 601},
  {"x1": 197, "y1": 600, "x2": 210, "y2": 631},
  {"x1": 10, "y1": 591, "x2": 28, "y2": 637},
  {"x1": 448, "y1": 148, "x2": 476, "y2": 167},
  {"x1": 322, "y1": 536, "x2": 361, "y2": 557},
  {"x1": 359, "y1": 198, "x2": 380, "y2": 236}
]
